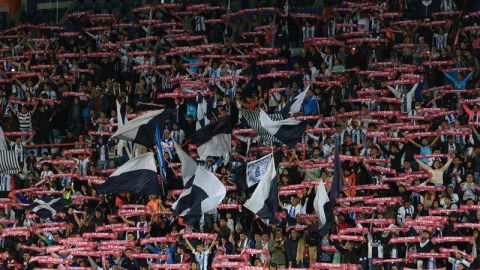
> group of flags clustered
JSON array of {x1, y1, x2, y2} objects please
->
[{"x1": 2, "y1": 87, "x2": 339, "y2": 227}]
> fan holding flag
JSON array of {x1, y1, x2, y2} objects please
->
[{"x1": 314, "y1": 137, "x2": 344, "y2": 232}]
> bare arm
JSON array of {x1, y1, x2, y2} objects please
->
[
  {"x1": 8, "y1": 104, "x2": 18, "y2": 114},
  {"x1": 141, "y1": 26, "x2": 151, "y2": 35},
  {"x1": 73, "y1": 212, "x2": 82, "y2": 226},
  {"x1": 461, "y1": 102, "x2": 474, "y2": 116},
  {"x1": 208, "y1": 236, "x2": 217, "y2": 252},
  {"x1": 409, "y1": 139, "x2": 421, "y2": 148},
  {"x1": 472, "y1": 126, "x2": 480, "y2": 140},
  {"x1": 462, "y1": 71, "x2": 474, "y2": 84},
  {"x1": 120, "y1": 215, "x2": 135, "y2": 226},
  {"x1": 185, "y1": 238, "x2": 195, "y2": 253},
  {"x1": 52, "y1": 165, "x2": 61, "y2": 174},
  {"x1": 13, "y1": 78, "x2": 26, "y2": 89},
  {"x1": 430, "y1": 136, "x2": 439, "y2": 147},
  {"x1": 387, "y1": 85, "x2": 401, "y2": 98},
  {"x1": 441, "y1": 157, "x2": 453, "y2": 172},
  {"x1": 87, "y1": 256, "x2": 100, "y2": 269},
  {"x1": 415, "y1": 158, "x2": 432, "y2": 172},
  {"x1": 31, "y1": 102, "x2": 39, "y2": 113},
  {"x1": 25, "y1": 134, "x2": 34, "y2": 144},
  {"x1": 215, "y1": 81, "x2": 226, "y2": 94},
  {"x1": 84, "y1": 31, "x2": 97, "y2": 40},
  {"x1": 408, "y1": 83, "x2": 419, "y2": 97},
  {"x1": 35, "y1": 232, "x2": 47, "y2": 242},
  {"x1": 34, "y1": 76, "x2": 43, "y2": 88}
]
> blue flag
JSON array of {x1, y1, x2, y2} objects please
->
[
  {"x1": 329, "y1": 137, "x2": 344, "y2": 202},
  {"x1": 155, "y1": 121, "x2": 167, "y2": 185}
]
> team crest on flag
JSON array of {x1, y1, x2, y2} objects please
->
[
  {"x1": 244, "y1": 154, "x2": 278, "y2": 222},
  {"x1": 246, "y1": 154, "x2": 273, "y2": 188}
]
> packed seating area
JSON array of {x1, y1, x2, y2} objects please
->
[{"x1": 1, "y1": 0, "x2": 480, "y2": 269}]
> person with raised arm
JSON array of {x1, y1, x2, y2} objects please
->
[{"x1": 185, "y1": 235, "x2": 217, "y2": 270}]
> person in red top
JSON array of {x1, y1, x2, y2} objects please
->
[
  {"x1": 343, "y1": 167, "x2": 357, "y2": 197},
  {"x1": 461, "y1": 101, "x2": 480, "y2": 122},
  {"x1": 241, "y1": 95, "x2": 259, "y2": 110},
  {"x1": 333, "y1": 213, "x2": 350, "y2": 232}
]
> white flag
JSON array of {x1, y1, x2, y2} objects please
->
[
  {"x1": 313, "y1": 181, "x2": 329, "y2": 225},
  {"x1": 244, "y1": 156, "x2": 278, "y2": 219},
  {"x1": 0, "y1": 126, "x2": 7, "y2": 150}
]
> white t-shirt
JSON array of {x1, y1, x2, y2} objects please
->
[
  {"x1": 40, "y1": 170, "x2": 53, "y2": 178},
  {"x1": 358, "y1": 18, "x2": 370, "y2": 32},
  {"x1": 193, "y1": 251, "x2": 210, "y2": 270},
  {"x1": 10, "y1": 141, "x2": 26, "y2": 162}
]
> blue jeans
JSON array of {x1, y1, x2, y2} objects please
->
[
  {"x1": 98, "y1": 160, "x2": 108, "y2": 170},
  {"x1": 474, "y1": 172, "x2": 480, "y2": 185}
]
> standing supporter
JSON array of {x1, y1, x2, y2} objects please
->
[{"x1": 1, "y1": 1, "x2": 480, "y2": 269}]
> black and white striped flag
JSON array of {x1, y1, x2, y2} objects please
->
[
  {"x1": 0, "y1": 126, "x2": 7, "y2": 150},
  {"x1": 259, "y1": 110, "x2": 307, "y2": 148},
  {"x1": 240, "y1": 108, "x2": 283, "y2": 144},
  {"x1": 0, "y1": 150, "x2": 20, "y2": 174}
]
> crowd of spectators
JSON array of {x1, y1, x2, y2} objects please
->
[{"x1": 1, "y1": 0, "x2": 480, "y2": 269}]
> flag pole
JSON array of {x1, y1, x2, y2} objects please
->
[
  {"x1": 270, "y1": 13, "x2": 276, "y2": 48},
  {"x1": 270, "y1": 138, "x2": 274, "y2": 154},
  {"x1": 160, "y1": 174, "x2": 165, "y2": 197},
  {"x1": 155, "y1": 121, "x2": 166, "y2": 196},
  {"x1": 176, "y1": 103, "x2": 180, "y2": 123},
  {"x1": 313, "y1": 85, "x2": 322, "y2": 140}
]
